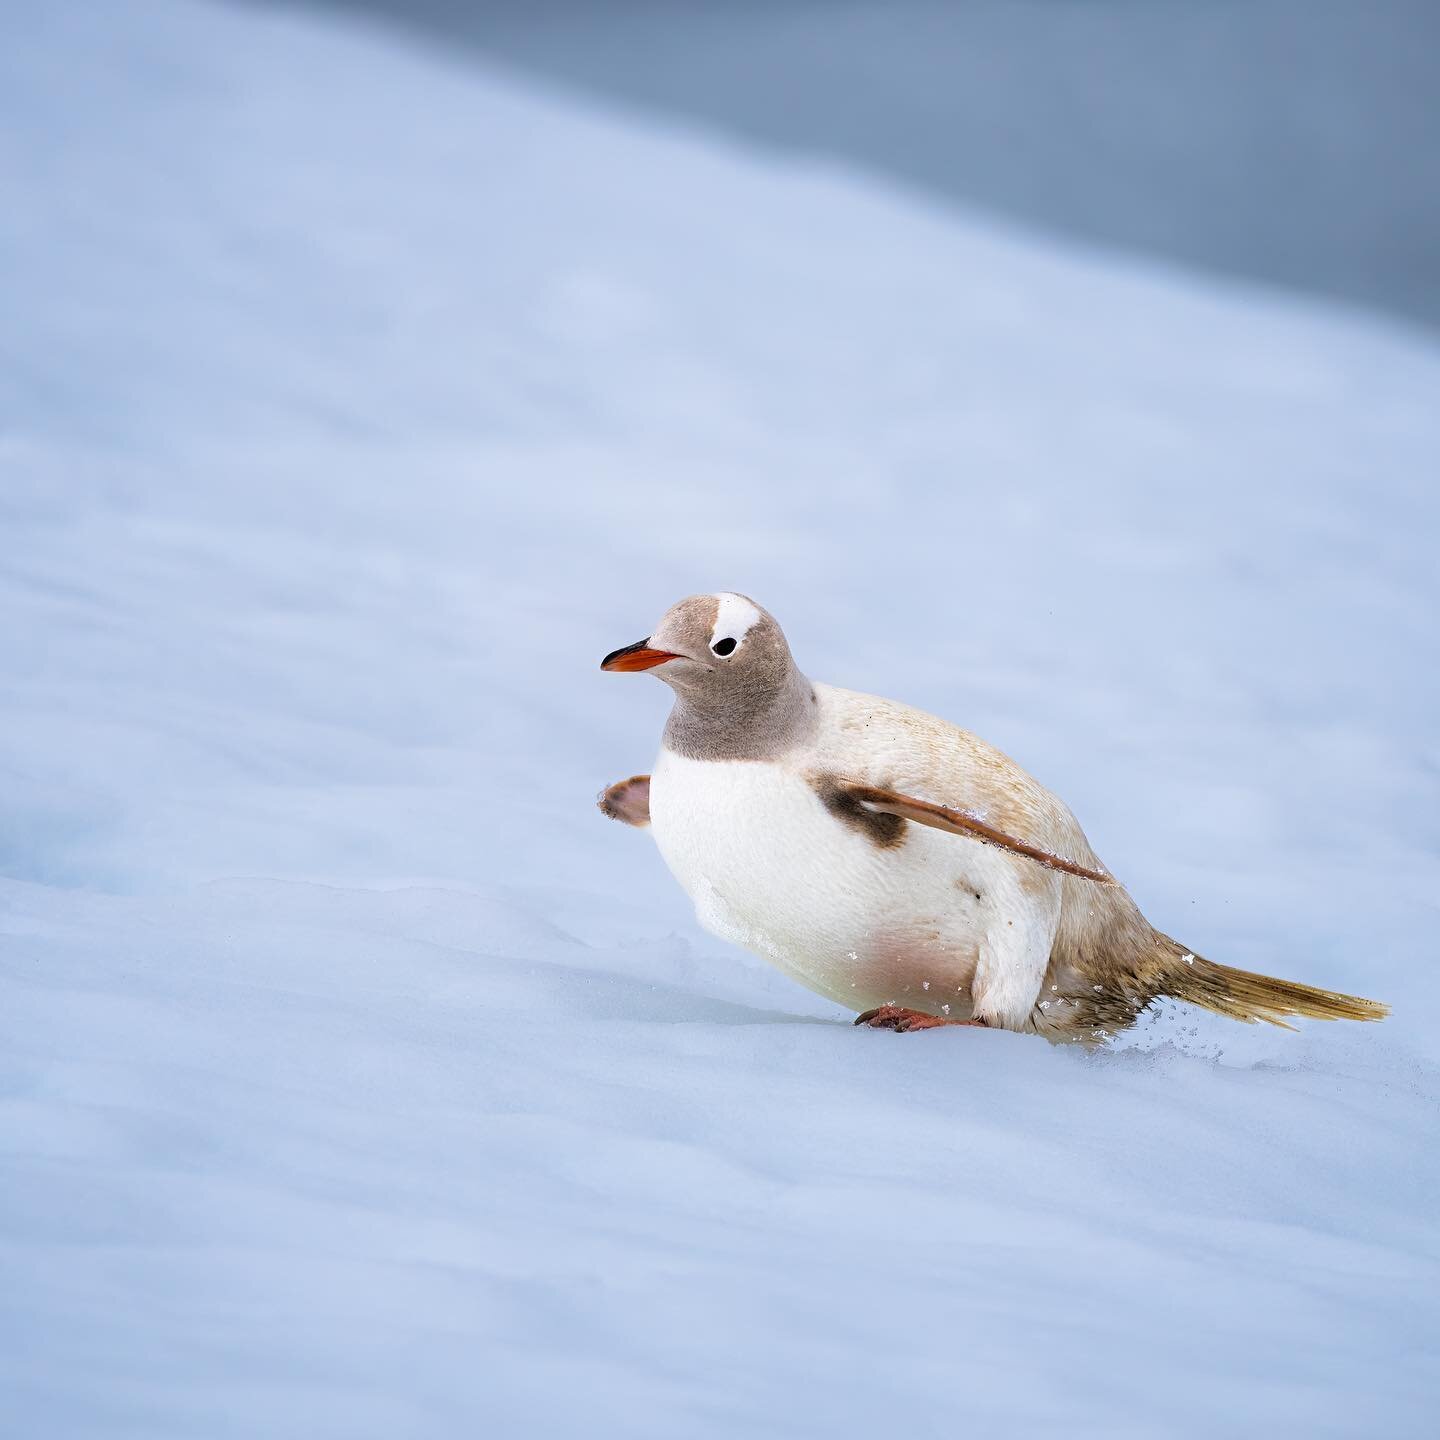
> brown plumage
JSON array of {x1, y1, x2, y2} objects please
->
[
  {"x1": 1037, "y1": 877, "x2": 1387, "y2": 1039},
  {"x1": 597, "y1": 775, "x2": 651, "y2": 827},
  {"x1": 836, "y1": 781, "x2": 1116, "y2": 883}
]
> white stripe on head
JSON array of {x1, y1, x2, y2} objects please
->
[{"x1": 711, "y1": 592, "x2": 762, "y2": 650}]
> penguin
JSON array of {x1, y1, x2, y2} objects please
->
[{"x1": 599, "y1": 592, "x2": 1387, "y2": 1040}]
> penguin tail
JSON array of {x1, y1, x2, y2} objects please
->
[{"x1": 1156, "y1": 936, "x2": 1388, "y2": 1029}]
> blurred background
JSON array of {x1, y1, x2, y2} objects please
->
[
  {"x1": 261, "y1": 0, "x2": 1440, "y2": 330},
  {"x1": 5, "y1": 2, "x2": 1439, "y2": 1436}
]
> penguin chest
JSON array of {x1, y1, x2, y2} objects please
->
[{"x1": 648, "y1": 750, "x2": 985, "y2": 1008}]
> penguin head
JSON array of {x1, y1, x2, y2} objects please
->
[{"x1": 601, "y1": 592, "x2": 795, "y2": 703}]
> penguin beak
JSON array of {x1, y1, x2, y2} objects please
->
[{"x1": 601, "y1": 638, "x2": 682, "y2": 672}]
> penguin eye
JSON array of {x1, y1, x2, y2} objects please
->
[{"x1": 711, "y1": 637, "x2": 737, "y2": 657}]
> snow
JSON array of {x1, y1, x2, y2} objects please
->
[{"x1": 2, "y1": 0, "x2": 1439, "y2": 1434}]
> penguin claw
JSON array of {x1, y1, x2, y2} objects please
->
[{"x1": 853, "y1": 1005, "x2": 983, "y2": 1032}]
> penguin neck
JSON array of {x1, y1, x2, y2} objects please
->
[{"x1": 662, "y1": 667, "x2": 818, "y2": 762}]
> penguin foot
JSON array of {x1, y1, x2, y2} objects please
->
[{"x1": 853, "y1": 1005, "x2": 984, "y2": 1032}]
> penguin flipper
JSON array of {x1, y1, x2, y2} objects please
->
[
  {"x1": 838, "y1": 783, "x2": 1115, "y2": 885},
  {"x1": 598, "y1": 775, "x2": 651, "y2": 827}
]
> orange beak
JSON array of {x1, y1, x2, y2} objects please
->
[{"x1": 601, "y1": 639, "x2": 681, "y2": 672}]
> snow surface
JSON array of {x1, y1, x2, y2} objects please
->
[{"x1": 2, "y1": 1, "x2": 1439, "y2": 1435}]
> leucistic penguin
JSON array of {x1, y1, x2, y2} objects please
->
[{"x1": 600, "y1": 593, "x2": 1387, "y2": 1040}]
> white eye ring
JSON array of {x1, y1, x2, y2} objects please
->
[{"x1": 711, "y1": 637, "x2": 738, "y2": 657}]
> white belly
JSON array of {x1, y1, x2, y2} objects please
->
[{"x1": 648, "y1": 749, "x2": 995, "y2": 1014}]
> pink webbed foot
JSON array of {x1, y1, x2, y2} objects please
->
[{"x1": 853, "y1": 1005, "x2": 986, "y2": 1033}]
